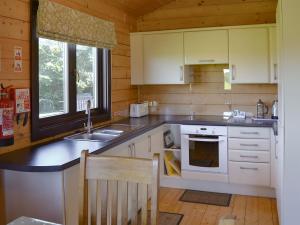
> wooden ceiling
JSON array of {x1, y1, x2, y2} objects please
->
[{"x1": 103, "y1": 0, "x2": 174, "y2": 17}]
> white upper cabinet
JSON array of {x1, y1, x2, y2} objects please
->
[
  {"x1": 184, "y1": 30, "x2": 229, "y2": 65},
  {"x1": 143, "y1": 32, "x2": 187, "y2": 84},
  {"x1": 269, "y1": 26, "x2": 278, "y2": 84},
  {"x1": 130, "y1": 34, "x2": 144, "y2": 85},
  {"x1": 229, "y1": 28, "x2": 270, "y2": 84},
  {"x1": 131, "y1": 25, "x2": 276, "y2": 85}
]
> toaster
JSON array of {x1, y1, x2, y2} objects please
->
[{"x1": 130, "y1": 103, "x2": 149, "y2": 118}]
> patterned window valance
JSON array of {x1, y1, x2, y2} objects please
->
[{"x1": 37, "y1": 0, "x2": 117, "y2": 49}]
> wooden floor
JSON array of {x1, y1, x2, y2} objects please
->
[{"x1": 159, "y1": 187, "x2": 279, "y2": 225}]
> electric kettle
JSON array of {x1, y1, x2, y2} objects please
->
[{"x1": 256, "y1": 99, "x2": 268, "y2": 118}]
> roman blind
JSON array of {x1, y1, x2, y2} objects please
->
[{"x1": 36, "y1": 0, "x2": 117, "y2": 49}]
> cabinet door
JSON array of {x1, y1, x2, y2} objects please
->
[
  {"x1": 133, "y1": 136, "x2": 151, "y2": 159},
  {"x1": 229, "y1": 161, "x2": 271, "y2": 186},
  {"x1": 101, "y1": 143, "x2": 130, "y2": 157},
  {"x1": 150, "y1": 129, "x2": 164, "y2": 154},
  {"x1": 271, "y1": 132, "x2": 278, "y2": 188},
  {"x1": 269, "y1": 27, "x2": 278, "y2": 84},
  {"x1": 143, "y1": 32, "x2": 185, "y2": 84},
  {"x1": 229, "y1": 28, "x2": 270, "y2": 83},
  {"x1": 64, "y1": 165, "x2": 80, "y2": 225},
  {"x1": 130, "y1": 34, "x2": 144, "y2": 85},
  {"x1": 184, "y1": 30, "x2": 229, "y2": 65}
]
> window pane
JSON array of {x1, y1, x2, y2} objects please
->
[
  {"x1": 39, "y1": 38, "x2": 68, "y2": 118},
  {"x1": 76, "y1": 45, "x2": 98, "y2": 111}
]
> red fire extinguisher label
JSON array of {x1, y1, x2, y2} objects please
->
[{"x1": 0, "y1": 107, "x2": 14, "y2": 137}]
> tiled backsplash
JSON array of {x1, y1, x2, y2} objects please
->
[{"x1": 139, "y1": 65, "x2": 278, "y2": 116}]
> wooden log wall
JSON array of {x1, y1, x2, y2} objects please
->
[
  {"x1": 0, "y1": 0, "x2": 138, "y2": 155},
  {"x1": 137, "y1": 0, "x2": 278, "y2": 31},
  {"x1": 140, "y1": 65, "x2": 278, "y2": 116}
]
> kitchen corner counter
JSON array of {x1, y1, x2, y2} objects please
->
[{"x1": 0, "y1": 115, "x2": 276, "y2": 172}]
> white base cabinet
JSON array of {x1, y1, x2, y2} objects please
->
[
  {"x1": 229, "y1": 150, "x2": 270, "y2": 163},
  {"x1": 101, "y1": 142, "x2": 130, "y2": 157},
  {"x1": 229, "y1": 161, "x2": 271, "y2": 186},
  {"x1": 228, "y1": 127, "x2": 272, "y2": 187}
]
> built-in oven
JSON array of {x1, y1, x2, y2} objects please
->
[{"x1": 181, "y1": 125, "x2": 228, "y2": 174}]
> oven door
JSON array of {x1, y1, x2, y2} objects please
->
[{"x1": 181, "y1": 134, "x2": 228, "y2": 173}]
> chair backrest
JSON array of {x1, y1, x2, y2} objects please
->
[{"x1": 79, "y1": 150, "x2": 160, "y2": 225}]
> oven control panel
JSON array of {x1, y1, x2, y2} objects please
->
[{"x1": 181, "y1": 125, "x2": 227, "y2": 136}]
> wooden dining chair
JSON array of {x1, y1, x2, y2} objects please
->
[{"x1": 78, "y1": 150, "x2": 160, "y2": 225}]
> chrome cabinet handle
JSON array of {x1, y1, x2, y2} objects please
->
[
  {"x1": 128, "y1": 143, "x2": 135, "y2": 157},
  {"x1": 132, "y1": 143, "x2": 136, "y2": 157},
  {"x1": 198, "y1": 59, "x2": 215, "y2": 63},
  {"x1": 240, "y1": 155, "x2": 259, "y2": 159},
  {"x1": 188, "y1": 137, "x2": 220, "y2": 143},
  {"x1": 275, "y1": 139, "x2": 279, "y2": 159},
  {"x1": 180, "y1": 66, "x2": 184, "y2": 81},
  {"x1": 231, "y1": 64, "x2": 236, "y2": 81},
  {"x1": 240, "y1": 132, "x2": 259, "y2": 135},
  {"x1": 148, "y1": 135, "x2": 151, "y2": 153},
  {"x1": 274, "y1": 63, "x2": 278, "y2": 81},
  {"x1": 240, "y1": 167, "x2": 258, "y2": 171},
  {"x1": 128, "y1": 144, "x2": 132, "y2": 157},
  {"x1": 240, "y1": 144, "x2": 259, "y2": 147}
]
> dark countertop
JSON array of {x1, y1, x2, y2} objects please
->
[{"x1": 0, "y1": 115, "x2": 276, "y2": 172}]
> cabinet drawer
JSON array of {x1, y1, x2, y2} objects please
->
[
  {"x1": 228, "y1": 127, "x2": 270, "y2": 139},
  {"x1": 229, "y1": 150, "x2": 270, "y2": 163},
  {"x1": 229, "y1": 161, "x2": 270, "y2": 186},
  {"x1": 228, "y1": 138, "x2": 270, "y2": 151}
]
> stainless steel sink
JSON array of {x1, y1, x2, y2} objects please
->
[
  {"x1": 65, "y1": 132, "x2": 121, "y2": 142},
  {"x1": 93, "y1": 129, "x2": 124, "y2": 135},
  {"x1": 65, "y1": 123, "x2": 145, "y2": 142}
]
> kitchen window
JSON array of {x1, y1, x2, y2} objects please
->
[{"x1": 31, "y1": 1, "x2": 111, "y2": 141}]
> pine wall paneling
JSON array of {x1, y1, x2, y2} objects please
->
[
  {"x1": 0, "y1": 0, "x2": 138, "y2": 155},
  {"x1": 137, "y1": 0, "x2": 278, "y2": 31},
  {"x1": 100, "y1": 0, "x2": 174, "y2": 17}
]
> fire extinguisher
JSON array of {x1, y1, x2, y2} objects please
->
[{"x1": 0, "y1": 84, "x2": 14, "y2": 146}]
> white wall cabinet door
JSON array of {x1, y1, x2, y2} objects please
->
[
  {"x1": 143, "y1": 32, "x2": 186, "y2": 84},
  {"x1": 184, "y1": 30, "x2": 229, "y2": 65},
  {"x1": 130, "y1": 34, "x2": 144, "y2": 85},
  {"x1": 269, "y1": 27, "x2": 278, "y2": 84},
  {"x1": 229, "y1": 28, "x2": 270, "y2": 84}
]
